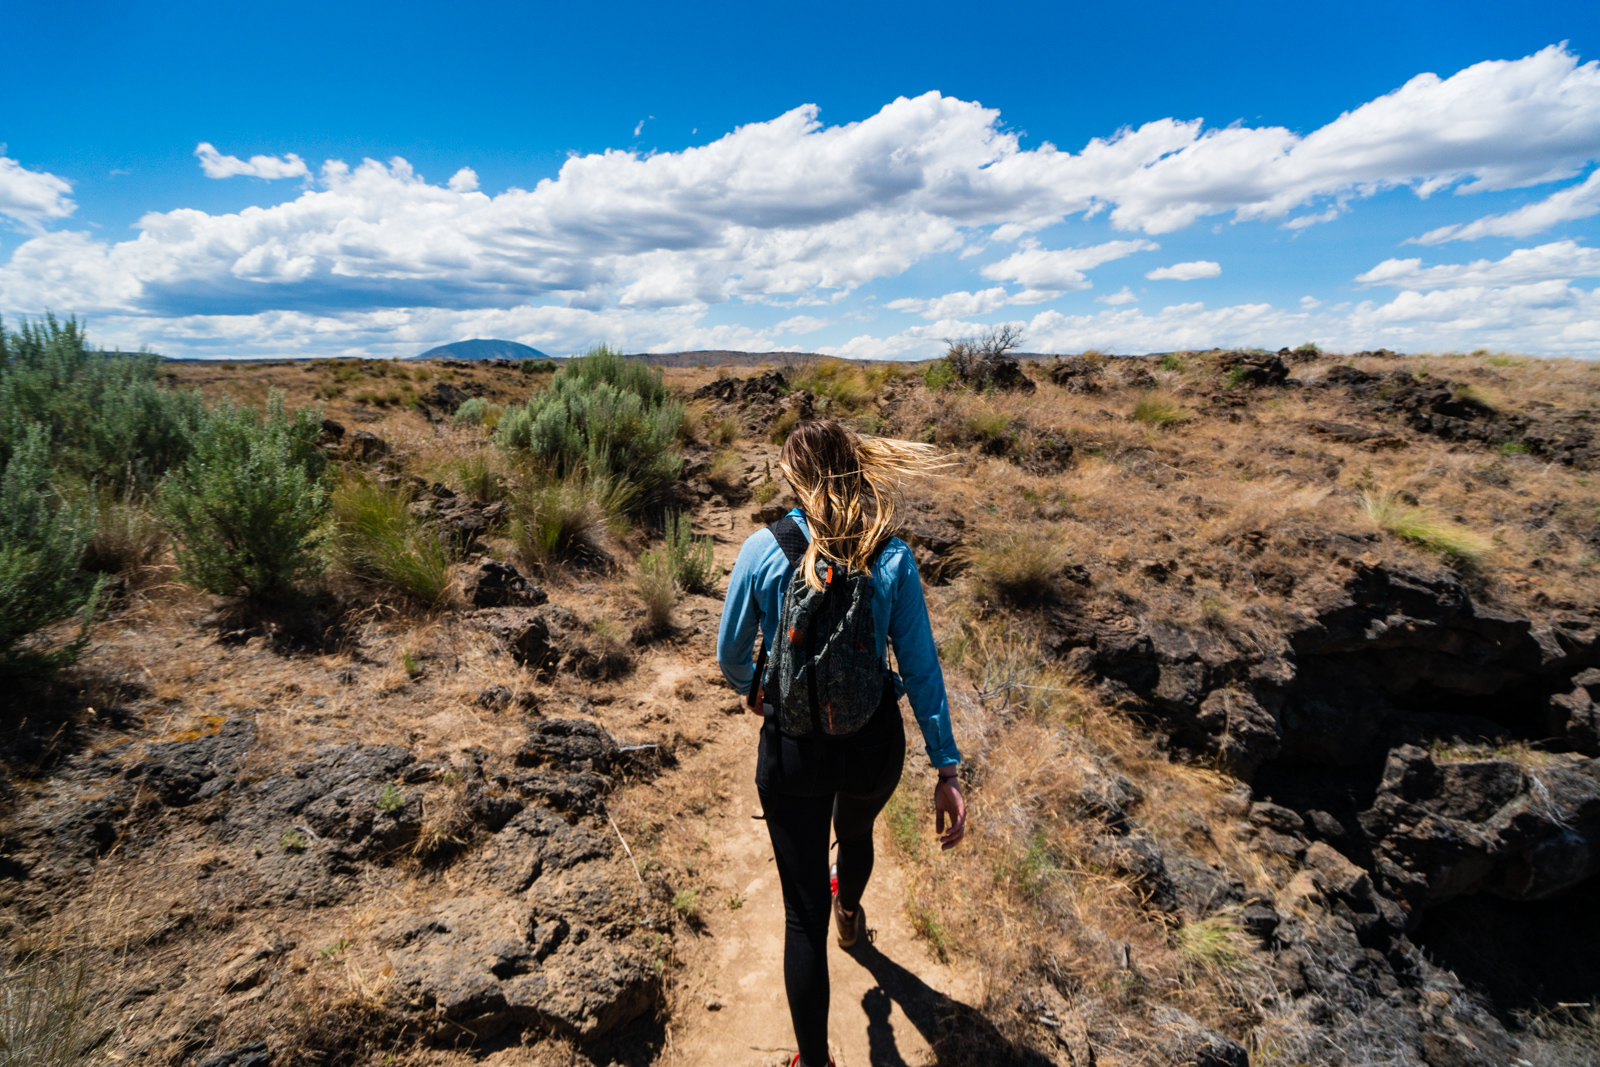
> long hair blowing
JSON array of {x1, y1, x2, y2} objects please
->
[{"x1": 777, "y1": 419, "x2": 948, "y2": 590}]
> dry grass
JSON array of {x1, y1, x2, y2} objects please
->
[
  {"x1": 1361, "y1": 490, "x2": 1492, "y2": 566},
  {"x1": 960, "y1": 534, "x2": 1071, "y2": 605},
  {"x1": 1131, "y1": 391, "x2": 1186, "y2": 429}
]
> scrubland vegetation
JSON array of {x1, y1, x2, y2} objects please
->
[{"x1": 3, "y1": 321, "x2": 1599, "y2": 1067}]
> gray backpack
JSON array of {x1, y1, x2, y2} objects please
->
[{"x1": 761, "y1": 516, "x2": 886, "y2": 738}]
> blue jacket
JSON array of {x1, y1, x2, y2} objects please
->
[{"x1": 716, "y1": 509, "x2": 961, "y2": 768}]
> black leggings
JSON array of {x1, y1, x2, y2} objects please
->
[{"x1": 757, "y1": 718, "x2": 905, "y2": 1067}]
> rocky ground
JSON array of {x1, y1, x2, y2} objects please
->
[{"x1": 4, "y1": 348, "x2": 1599, "y2": 1066}]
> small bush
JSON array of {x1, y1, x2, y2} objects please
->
[
  {"x1": 1131, "y1": 392, "x2": 1185, "y2": 429},
  {"x1": 496, "y1": 346, "x2": 683, "y2": 508},
  {"x1": 0, "y1": 425, "x2": 103, "y2": 677},
  {"x1": 1157, "y1": 353, "x2": 1185, "y2": 372},
  {"x1": 710, "y1": 416, "x2": 740, "y2": 446},
  {"x1": 160, "y1": 393, "x2": 328, "y2": 602},
  {"x1": 508, "y1": 476, "x2": 619, "y2": 567},
  {"x1": 1293, "y1": 341, "x2": 1321, "y2": 356},
  {"x1": 378, "y1": 783, "x2": 406, "y2": 812},
  {"x1": 663, "y1": 511, "x2": 717, "y2": 594},
  {"x1": 924, "y1": 358, "x2": 958, "y2": 391},
  {"x1": 518, "y1": 359, "x2": 558, "y2": 374},
  {"x1": 0, "y1": 315, "x2": 203, "y2": 492},
  {"x1": 1498, "y1": 440, "x2": 1530, "y2": 456},
  {"x1": 635, "y1": 549, "x2": 679, "y2": 632},
  {"x1": 963, "y1": 535, "x2": 1069, "y2": 605},
  {"x1": 1361, "y1": 491, "x2": 1491, "y2": 566},
  {"x1": 328, "y1": 476, "x2": 453, "y2": 607},
  {"x1": 452, "y1": 396, "x2": 503, "y2": 427}
]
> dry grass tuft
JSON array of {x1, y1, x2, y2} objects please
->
[
  {"x1": 1361, "y1": 490, "x2": 1492, "y2": 565},
  {"x1": 1131, "y1": 391, "x2": 1186, "y2": 429},
  {"x1": 961, "y1": 534, "x2": 1071, "y2": 605}
]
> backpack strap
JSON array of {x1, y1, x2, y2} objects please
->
[
  {"x1": 767, "y1": 515, "x2": 808, "y2": 567},
  {"x1": 751, "y1": 516, "x2": 808, "y2": 709}
]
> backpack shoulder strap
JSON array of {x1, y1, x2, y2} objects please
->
[{"x1": 767, "y1": 516, "x2": 808, "y2": 568}]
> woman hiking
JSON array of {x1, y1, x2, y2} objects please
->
[{"x1": 716, "y1": 419, "x2": 966, "y2": 1067}]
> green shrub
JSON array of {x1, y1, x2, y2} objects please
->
[
  {"x1": 518, "y1": 359, "x2": 558, "y2": 374},
  {"x1": 452, "y1": 396, "x2": 491, "y2": 425},
  {"x1": 160, "y1": 393, "x2": 328, "y2": 602},
  {"x1": 662, "y1": 511, "x2": 717, "y2": 594},
  {"x1": 0, "y1": 425, "x2": 104, "y2": 676},
  {"x1": 924, "y1": 358, "x2": 958, "y2": 391},
  {"x1": 1157, "y1": 353, "x2": 1185, "y2": 372},
  {"x1": 328, "y1": 475, "x2": 453, "y2": 607},
  {"x1": 789, "y1": 357, "x2": 885, "y2": 410},
  {"x1": 0, "y1": 315, "x2": 203, "y2": 491},
  {"x1": 496, "y1": 346, "x2": 683, "y2": 506},
  {"x1": 1293, "y1": 341, "x2": 1321, "y2": 357}
]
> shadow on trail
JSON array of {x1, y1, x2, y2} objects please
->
[{"x1": 845, "y1": 937, "x2": 1053, "y2": 1067}]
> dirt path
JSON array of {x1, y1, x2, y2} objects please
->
[{"x1": 664, "y1": 721, "x2": 975, "y2": 1067}]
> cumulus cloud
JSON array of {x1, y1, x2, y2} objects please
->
[
  {"x1": 194, "y1": 142, "x2": 311, "y2": 180},
  {"x1": 0, "y1": 153, "x2": 75, "y2": 228},
  {"x1": 6, "y1": 44, "x2": 1600, "y2": 356},
  {"x1": 1146, "y1": 260, "x2": 1221, "y2": 280},
  {"x1": 776, "y1": 314, "x2": 829, "y2": 335},
  {"x1": 979, "y1": 238, "x2": 1157, "y2": 298},
  {"x1": 1413, "y1": 169, "x2": 1600, "y2": 244},
  {"x1": 1097, "y1": 287, "x2": 1139, "y2": 305},
  {"x1": 1357, "y1": 240, "x2": 1600, "y2": 289},
  {"x1": 830, "y1": 279, "x2": 1600, "y2": 360},
  {"x1": 886, "y1": 287, "x2": 1012, "y2": 319}
]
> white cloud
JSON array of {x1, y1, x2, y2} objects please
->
[
  {"x1": 1355, "y1": 240, "x2": 1600, "y2": 288},
  {"x1": 828, "y1": 280, "x2": 1600, "y2": 360},
  {"x1": 886, "y1": 287, "x2": 1011, "y2": 319},
  {"x1": 978, "y1": 238, "x2": 1157, "y2": 296},
  {"x1": 1413, "y1": 169, "x2": 1600, "y2": 244},
  {"x1": 6, "y1": 44, "x2": 1600, "y2": 356},
  {"x1": 776, "y1": 314, "x2": 830, "y2": 335},
  {"x1": 0, "y1": 153, "x2": 74, "y2": 228},
  {"x1": 1146, "y1": 260, "x2": 1221, "y2": 280},
  {"x1": 194, "y1": 142, "x2": 310, "y2": 180},
  {"x1": 1097, "y1": 287, "x2": 1138, "y2": 305},
  {"x1": 1300, "y1": 295, "x2": 1322, "y2": 309}
]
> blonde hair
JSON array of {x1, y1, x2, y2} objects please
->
[{"x1": 776, "y1": 419, "x2": 948, "y2": 590}]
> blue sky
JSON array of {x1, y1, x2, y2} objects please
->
[{"x1": 2, "y1": 0, "x2": 1598, "y2": 358}]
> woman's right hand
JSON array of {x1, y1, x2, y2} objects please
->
[{"x1": 934, "y1": 774, "x2": 966, "y2": 850}]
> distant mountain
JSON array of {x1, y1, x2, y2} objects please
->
[{"x1": 410, "y1": 338, "x2": 553, "y2": 361}]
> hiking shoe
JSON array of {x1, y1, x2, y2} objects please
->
[{"x1": 833, "y1": 893, "x2": 862, "y2": 949}]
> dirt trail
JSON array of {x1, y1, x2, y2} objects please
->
[{"x1": 665, "y1": 722, "x2": 975, "y2": 1067}]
